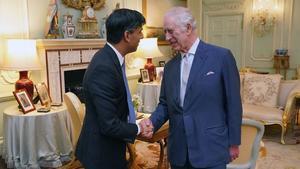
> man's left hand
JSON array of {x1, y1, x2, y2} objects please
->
[{"x1": 229, "y1": 145, "x2": 239, "y2": 162}]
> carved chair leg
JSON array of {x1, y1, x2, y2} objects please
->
[
  {"x1": 157, "y1": 140, "x2": 165, "y2": 169},
  {"x1": 280, "y1": 124, "x2": 287, "y2": 144},
  {"x1": 127, "y1": 143, "x2": 137, "y2": 168}
]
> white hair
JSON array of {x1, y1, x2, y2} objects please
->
[{"x1": 164, "y1": 7, "x2": 197, "y2": 30}]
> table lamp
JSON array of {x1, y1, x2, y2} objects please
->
[
  {"x1": 136, "y1": 38, "x2": 162, "y2": 81},
  {"x1": 0, "y1": 39, "x2": 41, "y2": 99}
]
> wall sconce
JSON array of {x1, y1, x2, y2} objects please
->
[
  {"x1": 0, "y1": 39, "x2": 41, "y2": 99},
  {"x1": 252, "y1": 0, "x2": 278, "y2": 37}
]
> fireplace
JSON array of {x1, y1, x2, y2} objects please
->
[{"x1": 37, "y1": 39, "x2": 106, "y2": 104}]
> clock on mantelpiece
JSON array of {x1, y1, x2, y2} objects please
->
[
  {"x1": 77, "y1": 6, "x2": 100, "y2": 39},
  {"x1": 62, "y1": 0, "x2": 106, "y2": 39}
]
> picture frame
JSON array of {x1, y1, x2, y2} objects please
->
[
  {"x1": 35, "y1": 82, "x2": 52, "y2": 106},
  {"x1": 155, "y1": 66, "x2": 164, "y2": 82},
  {"x1": 159, "y1": 61, "x2": 166, "y2": 67},
  {"x1": 140, "y1": 68, "x2": 150, "y2": 83},
  {"x1": 142, "y1": 0, "x2": 185, "y2": 45},
  {"x1": 142, "y1": 0, "x2": 169, "y2": 45},
  {"x1": 13, "y1": 89, "x2": 36, "y2": 114},
  {"x1": 145, "y1": 26, "x2": 169, "y2": 45}
]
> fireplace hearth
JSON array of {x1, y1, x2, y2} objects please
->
[{"x1": 64, "y1": 69, "x2": 86, "y2": 103}]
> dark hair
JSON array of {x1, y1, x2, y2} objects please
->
[{"x1": 106, "y1": 8, "x2": 145, "y2": 44}]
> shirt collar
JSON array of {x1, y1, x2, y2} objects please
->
[
  {"x1": 107, "y1": 42, "x2": 124, "y2": 66},
  {"x1": 181, "y1": 38, "x2": 200, "y2": 58}
]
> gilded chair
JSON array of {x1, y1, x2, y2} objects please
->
[
  {"x1": 64, "y1": 92, "x2": 85, "y2": 124},
  {"x1": 227, "y1": 118, "x2": 265, "y2": 169},
  {"x1": 63, "y1": 92, "x2": 138, "y2": 169},
  {"x1": 61, "y1": 92, "x2": 85, "y2": 169}
]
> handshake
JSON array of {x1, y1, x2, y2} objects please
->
[{"x1": 138, "y1": 118, "x2": 154, "y2": 139}]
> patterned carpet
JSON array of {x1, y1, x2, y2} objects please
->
[
  {"x1": 256, "y1": 125, "x2": 300, "y2": 169},
  {"x1": 133, "y1": 125, "x2": 300, "y2": 169},
  {"x1": 0, "y1": 125, "x2": 299, "y2": 169},
  {"x1": 133, "y1": 140, "x2": 168, "y2": 169}
]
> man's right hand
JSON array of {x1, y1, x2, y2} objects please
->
[{"x1": 138, "y1": 118, "x2": 154, "y2": 138}]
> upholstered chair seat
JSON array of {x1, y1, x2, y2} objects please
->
[{"x1": 243, "y1": 103, "x2": 283, "y2": 122}]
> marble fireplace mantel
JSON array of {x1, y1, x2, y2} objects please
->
[
  {"x1": 36, "y1": 39, "x2": 106, "y2": 50},
  {"x1": 37, "y1": 39, "x2": 107, "y2": 104}
]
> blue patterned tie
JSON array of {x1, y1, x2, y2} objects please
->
[{"x1": 121, "y1": 62, "x2": 136, "y2": 123}]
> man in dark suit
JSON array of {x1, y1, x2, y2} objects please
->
[
  {"x1": 140, "y1": 7, "x2": 242, "y2": 169},
  {"x1": 75, "y1": 9, "x2": 146, "y2": 169}
]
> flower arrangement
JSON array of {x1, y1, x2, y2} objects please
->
[{"x1": 132, "y1": 94, "x2": 143, "y2": 112}]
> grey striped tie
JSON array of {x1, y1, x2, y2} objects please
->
[{"x1": 180, "y1": 54, "x2": 191, "y2": 107}]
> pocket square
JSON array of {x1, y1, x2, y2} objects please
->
[{"x1": 205, "y1": 71, "x2": 215, "y2": 76}]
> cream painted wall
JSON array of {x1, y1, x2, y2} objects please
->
[
  {"x1": 0, "y1": 0, "x2": 172, "y2": 149},
  {"x1": 199, "y1": 0, "x2": 298, "y2": 79},
  {"x1": 0, "y1": 0, "x2": 171, "y2": 97},
  {"x1": 290, "y1": 0, "x2": 300, "y2": 71},
  {"x1": 145, "y1": 0, "x2": 186, "y2": 27}
]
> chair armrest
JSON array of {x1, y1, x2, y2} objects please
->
[
  {"x1": 283, "y1": 92, "x2": 300, "y2": 123},
  {"x1": 78, "y1": 103, "x2": 86, "y2": 124}
]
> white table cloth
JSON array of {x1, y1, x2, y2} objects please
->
[
  {"x1": 137, "y1": 82, "x2": 161, "y2": 113},
  {"x1": 2, "y1": 104, "x2": 73, "y2": 169}
]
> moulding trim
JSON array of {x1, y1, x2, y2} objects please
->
[
  {"x1": 36, "y1": 39, "x2": 106, "y2": 50},
  {"x1": 0, "y1": 71, "x2": 19, "y2": 84},
  {"x1": 203, "y1": 1, "x2": 245, "y2": 11},
  {"x1": 0, "y1": 95, "x2": 14, "y2": 103}
]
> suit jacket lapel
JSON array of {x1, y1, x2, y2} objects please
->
[
  {"x1": 173, "y1": 54, "x2": 182, "y2": 108},
  {"x1": 105, "y1": 44, "x2": 123, "y2": 77},
  {"x1": 186, "y1": 40, "x2": 209, "y2": 94}
]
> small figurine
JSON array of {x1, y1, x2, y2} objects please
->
[{"x1": 44, "y1": 0, "x2": 59, "y2": 39}]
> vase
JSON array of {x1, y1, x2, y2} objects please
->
[
  {"x1": 100, "y1": 17, "x2": 107, "y2": 39},
  {"x1": 62, "y1": 14, "x2": 76, "y2": 39}
]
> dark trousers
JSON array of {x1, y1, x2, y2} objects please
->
[
  {"x1": 171, "y1": 162, "x2": 226, "y2": 169},
  {"x1": 171, "y1": 152, "x2": 226, "y2": 169}
]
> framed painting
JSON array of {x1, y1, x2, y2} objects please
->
[
  {"x1": 35, "y1": 82, "x2": 52, "y2": 106},
  {"x1": 142, "y1": 0, "x2": 186, "y2": 45},
  {"x1": 159, "y1": 61, "x2": 166, "y2": 67},
  {"x1": 13, "y1": 89, "x2": 36, "y2": 114},
  {"x1": 140, "y1": 68, "x2": 150, "y2": 83},
  {"x1": 155, "y1": 66, "x2": 164, "y2": 82},
  {"x1": 142, "y1": 0, "x2": 167, "y2": 45}
]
